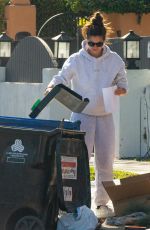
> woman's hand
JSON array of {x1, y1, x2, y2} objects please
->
[
  {"x1": 44, "y1": 85, "x2": 54, "y2": 96},
  {"x1": 114, "y1": 87, "x2": 127, "y2": 96}
]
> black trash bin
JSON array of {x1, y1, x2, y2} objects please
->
[
  {"x1": 55, "y1": 129, "x2": 91, "y2": 213},
  {"x1": 0, "y1": 125, "x2": 61, "y2": 230}
]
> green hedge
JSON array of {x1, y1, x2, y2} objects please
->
[{"x1": 64, "y1": 0, "x2": 150, "y2": 14}]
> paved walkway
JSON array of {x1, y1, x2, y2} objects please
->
[
  {"x1": 90, "y1": 158, "x2": 150, "y2": 174},
  {"x1": 113, "y1": 159, "x2": 150, "y2": 174}
]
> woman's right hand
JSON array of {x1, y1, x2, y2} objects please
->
[{"x1": 44, "y1": 86, "x2": 54, "y2": 96}]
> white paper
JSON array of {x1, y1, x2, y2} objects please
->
[
  {"x1": 102, "y1": 86, "x2": 120, "y2": 157},
  {"x1": 102, "y1": 86, "x2": 119, "y2": 113}
]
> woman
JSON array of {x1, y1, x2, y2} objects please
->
[{"x1": 45, "y1": 11, "x2": 128, "y2": 218}]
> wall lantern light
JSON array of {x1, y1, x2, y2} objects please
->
[
  {"x1": 51, "y1": 31, "x2": 72, "y2": 68},
  {"x1": 122, "y1": 30, "x2": 141, "y2": 69},
  {"x1": 0, "y1": 32, "x2": 14, "y2": 66}
]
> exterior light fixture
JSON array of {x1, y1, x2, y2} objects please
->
[
  {"x1": 52, "y1": 31, "x2": 72, "y2": 68},
  {"x1": 122, "y1": 30, "x2": 141, "y2": 69},
  {"x1": 0, "y1": 32, "x2": 14, "y2": 66}
]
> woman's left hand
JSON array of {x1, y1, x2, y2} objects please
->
[{"x1": 114, "y1": 87, "x2": 127, "y2": 96}]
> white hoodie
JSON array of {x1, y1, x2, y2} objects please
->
[{"x1": 49, "y1": 41, "x2": 128, "y2": 116}]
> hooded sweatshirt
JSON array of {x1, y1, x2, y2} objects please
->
[{"x1": 49, "y1": 40, "x2": 128, "y2": 116}]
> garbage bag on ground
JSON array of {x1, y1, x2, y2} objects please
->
[{"x1": 57, "y1": 205, "x2": 98, "y2": 230}]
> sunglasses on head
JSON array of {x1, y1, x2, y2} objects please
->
[{"x1": 88, "y1": 41, "x2": 104, "y2": 47}]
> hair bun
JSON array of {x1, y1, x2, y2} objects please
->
[
  {"x1": 96, "y1": 13, "x2": 103, "y2": 22},
  {"x1": 81, "y1": 10, "x2": 113, "y2": 39},
  {"x1": 92, "y1": 12, "x2": 104, "y2": 27}
]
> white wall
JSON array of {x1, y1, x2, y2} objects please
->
[
  {"x1": 0, "y1": 67, "x2": 5, "y2": 82},
  {"x1": 119, "y1": 69, "x2": 150, "y2": 158},
  {"x1": 0, "y1": 68, "x2": 71, "y2": 120}
]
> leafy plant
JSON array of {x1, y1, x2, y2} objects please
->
[
  {"x1": 0, "y1": 0, "x2": 9, "y2": 33},
  {"x1": 64, "y1": 0, "x2": 150, "y2": 14}
]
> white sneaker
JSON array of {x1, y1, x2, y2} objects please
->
[{"x1": 95, "y1": 205, "x2": 115, "y2": 219}]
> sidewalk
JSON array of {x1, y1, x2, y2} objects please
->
[
  {"x1": 113, "y1": 159, "x2": 150, "y2": 174},
  {"x1": 90, "y1": 157, "x2": 150, "y2": 174}
]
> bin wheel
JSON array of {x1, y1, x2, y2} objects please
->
[{"x1": 14, "y1": 215, "x2": 45, "y2": 230}]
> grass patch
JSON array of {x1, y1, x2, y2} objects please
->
[
  {"x1": 113, "y1": 170, "x2": 137, "y2": 179},
  {"x1": 90, "y1": 165, "x2": 137, "y2": 181}
]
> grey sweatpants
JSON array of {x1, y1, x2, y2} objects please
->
[{"x1": 70, "y1": 112, "x2": 115, "y2": 206}]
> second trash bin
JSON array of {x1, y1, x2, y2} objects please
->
[{"x1": 55, "y1": 129, "x2": 91, "y2": 213}]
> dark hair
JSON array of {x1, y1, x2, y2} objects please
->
[{"x1": 81, "y1": 11, "x2": 112, "y2": 40}]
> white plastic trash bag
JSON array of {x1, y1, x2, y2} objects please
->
[{"x1": 57, "y1": 205, "x2": 98, "y2": 230}]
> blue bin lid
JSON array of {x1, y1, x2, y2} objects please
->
[{"x1": 0, "y1": 116, "x2": 80, "y2": 131}]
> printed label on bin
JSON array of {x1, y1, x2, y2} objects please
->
[
  {"x1": 61, "y1": 156, "x2": 77, "y2": 180},
  {"x1": 63, "y1": 186, "x2": 72, "y2": 201},
  {"x1": 5, "y1": 139, "x2": 28, "y2": 164}
]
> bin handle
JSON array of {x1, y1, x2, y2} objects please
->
[{"x1": 59, "y1": 118, "x2": 65, "y2": 129}]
